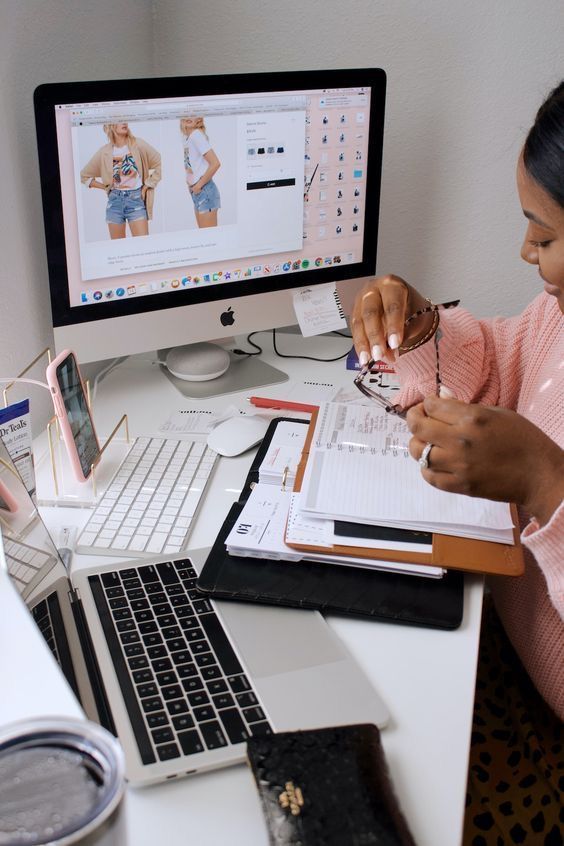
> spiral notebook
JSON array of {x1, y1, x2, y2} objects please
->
[{"x1": 286, "y1": 404, "x2": 524, "y2": 576}]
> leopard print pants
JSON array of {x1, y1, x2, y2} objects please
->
[{"x1": 462, "y1": 599, "x2": 563, "y2": 846}]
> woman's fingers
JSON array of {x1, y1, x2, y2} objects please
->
[
  {"x1": 351, "y1": 275, "x2": 410, "y2": 363},
  {"x1": 378, "y1": 276, "x2": 409, "y2": 350}
]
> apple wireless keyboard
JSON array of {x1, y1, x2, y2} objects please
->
[{"x1": 76, "y1": 437, "x2": 219, "y2": 557}]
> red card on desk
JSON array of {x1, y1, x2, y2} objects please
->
[{"x1": 287, "y1": 408, "x2": 524, "y2": 577}]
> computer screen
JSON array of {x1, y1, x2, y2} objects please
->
[{"x1": 34, "y1": 68, "x2": 386, "y2": 373}]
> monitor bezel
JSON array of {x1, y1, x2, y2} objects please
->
[{"x1": 34, "y1": 67, "x2": 386, "y2": 330}]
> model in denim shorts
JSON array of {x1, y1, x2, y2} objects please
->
[
  {"x1": 191, "y1": 179, "x2": 221, "y2": 214},
  {"x1": 106, "y1": 187, "x2": 148, "y2": 224}
]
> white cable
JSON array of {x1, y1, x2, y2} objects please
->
[
  {"x1": 91, "y1": 357, "x2": 128, "y2": 399},
  {"x1": 0, "y1": 377, "x2": 50, "y2": 391}
]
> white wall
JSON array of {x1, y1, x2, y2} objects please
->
[
  {"x1": 1, "y1": 0, "x2": 562, "y2": 430},
  {"x1": 0, "y1": 0, "x2": 153, "y2": 430},
  {"x1": 154, "y1": 0, "x2": 563, "y2": 316}
]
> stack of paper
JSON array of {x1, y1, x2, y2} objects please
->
[
  {"x1": 298, "y1": 402, "x2": 515, "y2": 544},
  {"x1": 257, "y1": 421, "x2": 307, "y2": 490},
  {"x1": 225, "y1": 484, "x2": 444, "y2": 579},
  {"x1": 223, "y1": 401, "x2": 523, "y2": 580}
]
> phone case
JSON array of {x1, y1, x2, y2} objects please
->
[
  {"x1": 0, "y1": 478, "x2": 19, "y2": 513},
  {"x1": 246, "y1": 724, "x2": 416, "y2": 846},
  {"x1": 46, "y1": 349, "x2": 101, "y2": 483}
]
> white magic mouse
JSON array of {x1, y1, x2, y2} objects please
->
[{"x1": 206, "y1": 415, "x2": 270, "y2": 457}]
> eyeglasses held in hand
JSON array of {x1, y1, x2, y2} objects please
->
[{"x1": 353, "y1": 299, "x2": 460, "y2": 417}]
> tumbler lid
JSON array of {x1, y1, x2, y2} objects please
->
[{"x1": 0, "y1": 718, "x2": 124, "y2": 846}]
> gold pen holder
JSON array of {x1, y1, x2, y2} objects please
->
[{"x1": 36, "y1": 413, "x2": 131, "y2": 508}]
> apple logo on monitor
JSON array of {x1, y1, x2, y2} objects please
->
[{"x1": 220, "y1": 307, "x2": 235, "y2": 327}]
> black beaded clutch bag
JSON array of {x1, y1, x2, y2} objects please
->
[{"x1": 246, "y1": 724, "x2": 416, "y2": 846}]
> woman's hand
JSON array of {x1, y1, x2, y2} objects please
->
[
  {"x1": 141, "y1": 185, "x2": 148, "y2": 201},
  {"x1": 407, "y1": 396, "x2": 564, "y2": 526},
  {"x1": 191, "y1": 179, "x2": 203, "y2": 195},
  {"x1": 350, "y1": 275, "x2": 433, "y2": 365}
]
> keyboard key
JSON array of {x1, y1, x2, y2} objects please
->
[
  {"x1": 137, "y1": 682, "x2": 158, "y2": 699},
  {"x1": 167, "y1": 700, "x2": 189, "y2": 716},
  {"x1": 242, "y1": 706, "x2": 266, "y2": 723},
  {"x1": 193, "y1": 706, "x2": 215, "y2": 723},
  {"x1": 236, "y1": 692, "x2": 258, "y2": 708},
  {"x1": 132, "y1": 669, "x2": 153, "y2": 684},
  {"x1": 172, "y1": 714, "x2": 195, "y2": 731},
  {"x1": 213, "y1": 693, "x2": 235, "y2": 710},
  {"x1": 162, "y1": 685, "x2": 184, "y2": 701},
  {"x1": 156, "y1": 671, "x2": 177, "y2": 686},
  {"x1": 207, "y1": 679, "x2": 228, "y2": 695},
  {"x1": 157, "y1": 743, "x2": 181, "y2": 761},
  {"x1": 181, "y1": 677, "x2": 204, "y2": 694},
  {"x1": 151, "y1": 727, "x2": 174, "y2": 745},
  {"x1": 218, "y1": 709, "x2": 248, "y2": 744},
  {"x1": 200, "y1": 721, "x2": 228, "y2": 750},
  {"x1": 188, "y1": 691, "x2": 209, "y2": 707},
  {"x1": 124, "y1": 643, "x2": 145, "y2": 657},
  {"x1": 195, "y1": 653, "x2": 217, "y2": 668},
  {"x1": 146, "y1": 712, "x2": 169, "y2": 729},
  {"x1": 228, "y1": 675, "x2": 251, "y2": 694},
  {"x1": 201, "y1": 666, "x2": 222, "y2": 681},
  {"x1": 178, "y1": 730, "x2": 204, "y2": 756},
  {"x1": 142, "y1": 697, "x2": 164, "y2": 714},
  {"x1": 250, "y1": 722, "x2": 272, "y2": 737}
]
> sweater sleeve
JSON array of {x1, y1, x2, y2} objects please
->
[
  {"x1": 522, "y1": 500, "x2": 564, "y2": 621},
  {"x1": 80, "y1": 148, "x2": 103, "y2": 186},
  {"x1": 394, "y1": 294, "x2": 549, "y2": 411},
  {"x1": 138, "y1": 139, "x2": 161, "y2": 188}
]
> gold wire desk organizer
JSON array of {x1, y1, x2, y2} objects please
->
[
  {"x1": 6, "y1": 348, "x2": 133, "y2": 508},
  {"x1": 39, "y1": 412, "x2": 131, "y2": 507}
]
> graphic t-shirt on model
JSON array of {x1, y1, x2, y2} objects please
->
[{"x1": 112, "y1": 146, "x2": 142, "y2": 190}]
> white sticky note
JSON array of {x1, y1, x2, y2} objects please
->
[{"x1": 292, "y1": 283, "x2": 347, "y2": 337}]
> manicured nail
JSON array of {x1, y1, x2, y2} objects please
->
[
  {"x1": 388, "y1": 333, "x2": 399, "y2": 350},
  {"x1": 371, "y1": 344, "x2": 383, "y2": 361},
  {"x1": 359, "y1": 350, "x2": 369, "y2": 366}
]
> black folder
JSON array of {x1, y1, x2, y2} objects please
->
[{"x1": 196, "y1": 418, "x2": 464, "y2": 630}]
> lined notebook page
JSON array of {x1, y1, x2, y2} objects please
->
[{"x1": 299, "y1": 402, "x2": 515, "y2": 542}]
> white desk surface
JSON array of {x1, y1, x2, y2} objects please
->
[{"x1": 0, "y1": 334, "x2": 483, "y2": 846}]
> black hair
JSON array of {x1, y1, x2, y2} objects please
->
[{"x1": 523, "y1": 80, "x2": 564, "y2": 209}]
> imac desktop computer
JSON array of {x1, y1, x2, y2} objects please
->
[{"x1": 34, "y1": 68, "x2": 386, "y2": 395}]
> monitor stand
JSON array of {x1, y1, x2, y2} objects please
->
[{"x1": 158, "y1": 346, "x2": 288, "y2": 399}]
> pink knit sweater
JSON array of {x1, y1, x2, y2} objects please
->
[{"x1": 394, "y1": 292, "x2": 564, "y2": 719}]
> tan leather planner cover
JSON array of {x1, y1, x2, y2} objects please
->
[{"x1": 287, "y1": 408, "x2": 524, "y2": 577}]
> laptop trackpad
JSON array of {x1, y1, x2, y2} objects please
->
[{"x1": 215, "y1": 600, "x2": 345, "y2": 678}]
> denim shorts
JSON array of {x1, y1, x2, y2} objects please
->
[
  {"x1": 191, "y1": 179, "x2": 221, "y2": 214},
  {"x1": 106, "y1": 187, "x2": 147, "y2": 224}
]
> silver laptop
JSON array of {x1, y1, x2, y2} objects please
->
[{"x1": 0, "y1": 439, "x2": 388, "y2": 787}]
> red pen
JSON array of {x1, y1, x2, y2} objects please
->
[{"x1": 247, "y1": 396, "x2": 319, "y2": 413}]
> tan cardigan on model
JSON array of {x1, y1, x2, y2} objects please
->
[{"x1": 80, "y1": 138, "x2": 161, "y2": 219}]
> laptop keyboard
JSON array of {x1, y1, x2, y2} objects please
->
[
  {"x1": 76, "y1": 438, "x2": 218, "y2": 557},
  {"x1": 89, "y1": 559, "x2": 272, "y2": 766},
  {"x1": 31, "y1": 591, "x2": 80, "y2": 699}
]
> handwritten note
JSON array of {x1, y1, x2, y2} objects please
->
[{"x1": 292, "y1": 283, "x2": 347, "y2": 336}]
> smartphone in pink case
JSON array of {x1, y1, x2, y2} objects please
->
[{"x1": 46, "y1": 350, "x2": 101, "y2": 483}]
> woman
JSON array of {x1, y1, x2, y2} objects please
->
[
  {"x1": 180, "y1": 117, "x2": 221, "y2": 228},
  {"x1": 80, "y1": 123, "x2": 161, "y2": 239},
  {"x1": 351, "y1": 82, "x2": 563, "y2": 844}
]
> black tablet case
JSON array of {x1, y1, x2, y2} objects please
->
[{"x1": 196, "y1": 418, "x2": 464, "y2": 630}]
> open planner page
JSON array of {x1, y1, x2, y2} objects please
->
[{"x1": 298, "y1": 402, "x2": 515, "y2": 543}]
